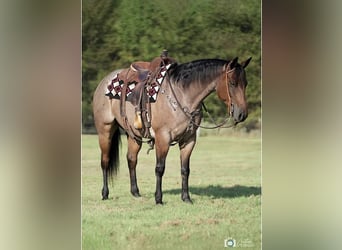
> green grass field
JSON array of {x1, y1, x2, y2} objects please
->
[{"x1": 82, "y1": 133, "x2": 261, "y2": 250}]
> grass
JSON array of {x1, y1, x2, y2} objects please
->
[{"x1": 82, "y1": 133, "x2": 261, "y2": 250}]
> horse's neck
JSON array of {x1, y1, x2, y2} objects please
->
[{"x1": 171, "y1": 79, "x2": 218, "y2": 112}]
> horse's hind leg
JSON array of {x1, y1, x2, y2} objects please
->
[
  {"x1": 126, "y1": 136, "x2": 142, "y2": 197},
  {"x1": 179, "y1": 136, "x2": 196, "y2": 203},
  {"x1": 98, "y1": 124, "x2": 120, "y2": 200},
  {"x1": 98, "y1": 127, "x2": 112, "y2": 200}
]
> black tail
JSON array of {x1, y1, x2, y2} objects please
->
[{"x1": 108, "y1": 128, "x2": 121, "y2": 178}]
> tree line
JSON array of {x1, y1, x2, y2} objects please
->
[{"x1": 82, "y1": 0, "x2": 261, "y2": 132}]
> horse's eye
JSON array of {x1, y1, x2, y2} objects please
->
[{"x1": 230, "y1": 80, "x2": 236, "y2": 87}]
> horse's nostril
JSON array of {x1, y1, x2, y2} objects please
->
[{"x1": 238, "y1": 112, "x2": 247, "y2": 122}]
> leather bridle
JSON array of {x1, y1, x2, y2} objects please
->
[{"x1": 167, "y1": 66, "x2": 237, "y2": 130}]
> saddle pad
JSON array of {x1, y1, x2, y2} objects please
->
[{"x1": 105, "y1": 63, "x2": 172, "y2": 102}]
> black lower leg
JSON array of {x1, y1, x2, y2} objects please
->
[
  {"x1": 129, "y1": 171, "x2": 140, "y2": 197},
  {"x1": 181, "y1": 166, "x2": 192, "y2": 203},
  {"x1": 155, "y1": 164, "x2": 165, "y2": 204},
  {"x1": 102, "y1": 168, "x2": 109, "y2": 200},
  {"x1": 127, "y1": 155, "x2": 140, "y2": 197}
]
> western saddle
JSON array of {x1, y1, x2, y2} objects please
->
[{"x1": 118, "y1": 50, "x2": 176, "y2": 141}]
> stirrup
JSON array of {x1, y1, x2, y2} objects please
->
[{"x1": 134, "y1": 111, "x2": 143, "y2": 129}]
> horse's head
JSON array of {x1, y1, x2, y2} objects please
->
[{"x1": 216, "y1": 57, "x2": 252, "y2": 124}]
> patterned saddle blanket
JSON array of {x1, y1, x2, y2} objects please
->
[{"x1": 105, "y1": 63, "x2": 172, "y2": 103}]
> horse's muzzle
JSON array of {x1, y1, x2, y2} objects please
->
[{"x1": 232, "y1": 104, "x2": 248, "y2": 123}]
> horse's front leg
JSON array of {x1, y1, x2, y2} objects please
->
[
  {"x1": 179, "y1": 136, "x2": 196, "y2": 203},
  {"x1": 154, "y1": 135, "x2": 170, "y2": 204},
  {"x1": 127, "y1": 136, "x2": 142, "y2": 197}
]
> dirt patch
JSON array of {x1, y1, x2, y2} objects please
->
[
  {"x1": 160, "y1": 219, "x2": 183, "y2": 228},
  {"x1": 195, "y1": 218, "x2": 219, "y2": 225}
]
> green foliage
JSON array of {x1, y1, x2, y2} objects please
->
[{"x1": 82, "y1": 0, "x2": 261, "y2": 131}]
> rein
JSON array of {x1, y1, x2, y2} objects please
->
[
  {"x1": 167, "y1": 68, "x2": 236, "y2": 129},
  {"x1": 199, "y1": 103, "x2": 234, "y2": 129}
]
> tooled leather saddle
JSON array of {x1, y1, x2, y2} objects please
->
[{"x1": 106, "y1": 50, "x2": 176, "y2": 140}]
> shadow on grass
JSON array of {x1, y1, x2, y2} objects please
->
[{"x1": 164, "y1": 185, "x2": 261, "y2": 199}]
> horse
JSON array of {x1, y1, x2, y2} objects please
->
[{"x1": 92, "y1": 56, "x2": 252, "y2": 204}]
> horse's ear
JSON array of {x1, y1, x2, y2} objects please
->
[
  {"x1": 241, "y1": 57, "x2": 252, "y2": 68},
  {"x1": 227, "y1": 57, "x2": 239, "y2": 70}
]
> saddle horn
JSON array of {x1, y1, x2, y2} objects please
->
[{"x1": 161, "y1": 49, "x2": 168, "y2": 58}]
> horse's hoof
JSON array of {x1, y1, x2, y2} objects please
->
[
  {"x1": 131, "y1": 192, "x2": 141, "y2": 198},
  {"x1": 102, "y1": 189, "x2": 109, "y2": 200},
  {"x1": 182, "y1": 198, "x2": 193, "y2": 204},
  {"x1": 155, "y1": 200, "x2": 163, "y2": 205}
]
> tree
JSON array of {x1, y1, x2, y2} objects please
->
[{"x1": 82, "y1": 0, "x2": 261, "y2": 132}]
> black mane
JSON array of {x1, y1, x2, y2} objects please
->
[{"x1": 168, "y1": 59, "x2": 229, "y2": 87}]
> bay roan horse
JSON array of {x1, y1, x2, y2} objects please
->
[{"x1": 92, "y1": 57, "x2": 252, "y2": 204}]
